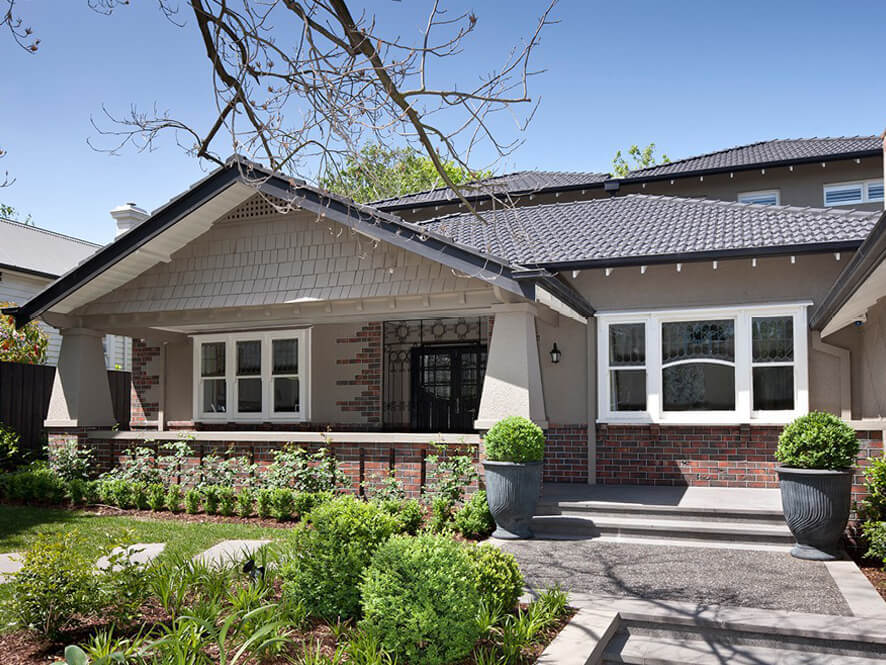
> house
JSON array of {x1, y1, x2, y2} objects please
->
[
  {"x1": 5, "y1": 135, "x2": 885, "y2": 500},
  {"x1": 0, "y1": 216, "x2": 131, "y2": 370}
]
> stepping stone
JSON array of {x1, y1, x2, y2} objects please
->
[
  {"x1": 0, "y1": 552, "x2": 23, "y2": 579},
  {"x1": 194, "y1": 539, "x2": 271, "y2": 569},
  {"x1": 96, "y1": 543, "x2": 166, "y2": 572}
]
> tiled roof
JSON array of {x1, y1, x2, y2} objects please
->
[
  {"x1": 0, "y1": 217, "x2": 100, "y2": 277},
  {"x1": 373, "y1": 170, "x2": 609, "y2": 208},
  {"x1": 626, "y1": 136, "x2": 882, "y2": 179},
  {"x1": 422, "y1": 195, "x2": 880, "y2": 268}
]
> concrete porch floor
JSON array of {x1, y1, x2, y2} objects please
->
[{"x1": 540, "y1": 483, "x2": 783, "y2": 512}]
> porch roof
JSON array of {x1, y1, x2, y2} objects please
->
[{"x1": 5, "y1": 156, "x2": 593, "y2": 329}]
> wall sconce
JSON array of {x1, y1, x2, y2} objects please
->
[{"x1": 549, "y1": 342, "x2": 562, "y2": 364}]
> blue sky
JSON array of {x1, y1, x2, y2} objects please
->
[{"x1": 1, "y1": 1, "x2": 884, "y2": 244}]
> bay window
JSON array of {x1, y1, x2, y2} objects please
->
[
  {"x1": 598, "y1": 304, "x2": 808, "y2": 423},
  {"x1": 193, "y1": 329, "x2": 310, "y2": 421}
]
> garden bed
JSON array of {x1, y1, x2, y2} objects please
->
[{"x1": 859, "y1": 564, "x2": 886, "y2": 602}]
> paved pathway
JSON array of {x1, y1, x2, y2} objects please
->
[
  {"x1": 498, "y1": 538, "x2": 852, "y2": 616},
  {"x1": 0, "y1": 552, "x2": 23, "y2": 579},
  {"x1": 193, "y1": 539, "x2": 271, "y2": 568},
  {"x1": 96, "y1": 543, "x2": 166, "y2": 571}
]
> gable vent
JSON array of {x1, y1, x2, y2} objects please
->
[{"x1": 222, "y1": 194, "x2": 287, "y2": 222}]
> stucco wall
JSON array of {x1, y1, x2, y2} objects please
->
[{"x1": 536, "y1": 314, "x2": 588, "y2": 424}]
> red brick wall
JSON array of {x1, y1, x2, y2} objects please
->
[
  {"x1": 851, "y1": 431, "x2": 884, "y2": 519},
  {"x1": 335, "y1": 322, "x2": 382, "y2": 426},
  {"x1": 131, "y1": 339, "x2": 161, "y2": 426},
  {"x1": 543, "y1": 425, "x2": 588, "y2": 483},
  {"x1": 596, "y1": 424, "x2": 782, "y2": 487}
]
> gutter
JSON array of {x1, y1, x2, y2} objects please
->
[{"x1": 0, "y1": 262, "x2": 59, "y2": 281}]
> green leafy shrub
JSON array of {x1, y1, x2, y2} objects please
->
[
  {"x1": 775, "y1": 412, "x2": 859, "y2": 470},
  {"x1": 0, "y1": 421, "x2": 21, "y2": 471},
  {"x1": 48, "y1": 439, "x2": 94, "y2": 481},
  {"x1": 8, "y1": 530, "x2": 97, "y2": 636},
  {"x1": 6, "y1": 466, "x2": 66, "y2": 504},
  {"x1": 281, "y1": 495, "x2": 400, "y2": 619},
  {"x1": 430, "y1": 495, "x2": 454, "y2": 533},
  {"x1": 67, "y1": 478, "x2": 87, "y2": 505},
  {"x1": 863, "y1": 521, "x2": 886, "y2": 564},
  {"x1": 264, "y1": 445, "x2": 348, "y2": 492},
  {"x1": 484, "y1": 416, "x2": 545, "y2": 463},
  {"x1": 218, "y1": 486, "x2": 236, "y2": 516},
  {"x1": 165, "y1": 484, "x2": 183, "y2": 513},
  {"x1": 271, "y1": 488, "x2": 295, "y2": 521},
  {"x1": 860, "y1": 456, "x2": 886, "y2": 521},
  {"x1": 185, "y1": 488, "x2": 202, "y2": 514},
  {"x1": 236, "y1": 487, "x2": 255, "y2": 518},
  {"x1": 103, "y1": 446, "x2": 163, "y2": 485},
  {"x1": 132, "y1": 482, "x2": 150, "y2": 510},
  {"x1": 466, "y1": 543, "x2": 524, "y2": 612},
  {"x1": 147, "y1": 483, "x2": 166, "y2": 511},
  {"x1": 425, "y1": 445, "x2": 478, "y2": 507},
  {"x1": 292, "y1": 490, "x2": 333, "y2": 520},
  {"x1": 454, "y1": 490, "x2": 494, "y2": 539},
  {"x1": 105, "y1": 479, "x2": 135, "y2": 509},
  {"x1": 203, "y1": 485, "x2": 221, "y2": 515},
  {"x1": 395, "y1": 499, "x2": 424, "y2": 535},
  {"x1": 359, "y1": 534, "x2": 482, "y2": 665},
  {"x1": 256, "y1": 488, "x2": 274, "y2": 519},
  {"x1": 84, "y1": 480, "x2": 102, "y2": 505}
]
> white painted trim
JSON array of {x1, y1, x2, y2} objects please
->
[
  {"x1": 86, "y1": 430, "x2": 481, "y2": 444},
  {"x1": 191, "y1": 328, "x2": 311, "y2": 423},
  {"x1": 737, "y1": 189, "x2": 781, "y2": 205},
  {"x1": 597, "y1": 303, "x2": 809, "y2": 425}
]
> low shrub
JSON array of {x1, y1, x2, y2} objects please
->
[
  {"x1": 218, "y1": 486, "x2": 237, "y2": 516},
  {"x1": 775, "y1": 412, "x2": 859, "y2": 470},
  {"x1": 395, "y1": 499, "x2": 424, "y2": 535},
  {"x1": 292, "y1": 491, "x2": 333, "y2": 520},
  {"x1": 264, "y1": 445, "x2": 348, "y2": 493},
  {"x1": 271, "y1": 488, "x2": 295, "y2": 521},
  {"x1": 185, "y1": 488, "x2": 202, "y2": 514},
  {"x1": 454, "y1": 490, "x2": 494, "y2": 540},
  {"x1": 237, "y1": 487, "x2": 255, "y2": 518},
  {"x1": 466, "y1": 543, "x2": 524, "y2": 612},
  {"x1": 256, "y1": 488, "x2": 274, "y2": 519},
  {"x1": 483, "y1": 416, "x2": 545, "y2": 463},
  {"x1": 425, "y1": 446, "x2": 478, "y2": 508},
  {"x1": 47, "y1": 439, "x2": 94, "y2": 481},
  {"x1": 861, "y1": 456, "x2": 886, "y2": 521},
  {"x1": 359, "y1": 534, "x2": 482, "y2": 665},
  {"x1": 0, "y1": 421, "x2": 21, "y2": 471},
  {"x1": 105, "y1": 446, "x2": 163, "y2": 485},
  {"x1": 165, "y1": 484, "x2": 183, "y2": 513},
  {"x1": 5, "y1": 466, "x2": 66, "y2": 504},
  {"x1": 281, "y1": 495, "x2": 400, "y2": 619},
  {"x1": 147, "y1": 483, "x2": 166, "y2": 511},
  {"x1": 105, "y1": 479, "x2": 135, "y2": 509},
  {"x1": 67, "y1": 478, "x2": 87, "y2": 505},
  {"x1": 430, "y1": 495, "x2": 454, "y2": 533},
  {"x1": 84, "y1": 479, "x2": 102, "y2": 505},
  {"x1": 863, "y1": 521, "x2": 886, "y2": 564},
  {"x1": 204, "y1": 485, "x2": 221, "y2": 515},
  {"x1": 8, "y1": 530, "x2": 97, "y2": 636},
  {"x1": 132, "y1": 482, "x2": 150, "y2": 510}
]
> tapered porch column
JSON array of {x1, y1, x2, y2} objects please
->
[
  {"x1": 475, "y1": 304, "x2": 548, "y2": 430},
  {"x1": 45, "y1": 328, "x2": 115, "y2": 427}
]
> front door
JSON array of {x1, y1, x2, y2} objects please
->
[{"x1": 410, "y1": 345, "x2": 487, "y2": 432}]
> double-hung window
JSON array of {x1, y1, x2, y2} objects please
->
[
  {"x1": 193, "y1": 329, "x2": 310, "y2": 422},
  {"x1": 598, "y1": 304, "x2": 808, "y2": 424},
  {"x1": 823, "y1": 179, "x2": 884, "y2": 206}
]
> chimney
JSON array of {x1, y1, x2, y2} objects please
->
[{"x1": 110, "y1": 202, "x2": 149, "y2": 238}]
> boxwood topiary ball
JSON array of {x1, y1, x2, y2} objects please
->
[
  {"x1": 775, "y1": 411, "x2": 859, "y2": 470},
  {"x1": 483, "y1": 416, "x2": 545, "y2": 463}
]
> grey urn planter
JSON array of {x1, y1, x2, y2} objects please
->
[
  {"x1": 777, "y1": 466, "x2": 852, "y2": 561},
  {"x1": 483, "y1": 460, "x2": 542, "y2": 539}
]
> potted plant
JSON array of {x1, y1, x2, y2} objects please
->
[
  {"x1": 775, "y1": 411, "x2": 859, "y2": 560},
  {"x1": 482, "y1": 416, "x2": 545, "y2": 539}
]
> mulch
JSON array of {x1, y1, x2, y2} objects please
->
[
  {"x1": 88, "y1": 504, "x2": 302, "y2": 529},
  {"x1": 860, "y1": 564, "x2": 886, "y2": 601}
]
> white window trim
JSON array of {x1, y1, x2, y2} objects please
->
[
  {"x1": 737, "y1": 189, "x2": 780, "y2": 206},
  {"x1": 597, "y1": 303, "x2": 809, "y2": 425},
  {"x1": 823, "y1": 179, "x2": 884, "y2": 206},
  {"x1": 192, "y1": 329, "x2": 311, "y2": 423}
]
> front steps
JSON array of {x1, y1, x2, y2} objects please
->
[{"x1": 534, "y1": 493, "x2": 793, "y2": 549}]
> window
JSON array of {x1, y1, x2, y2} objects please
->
[
  {"x1": 823, "y1": 179, "x2": 884, "y2": 206},
  {"x1": 193, "y1": 330, "x2": 310, "y2": 421},
  {"x1": 598, "y1": 304, "x2": 808, "y2": 424},
  {"x1": 737, "y1": 190, "x2": 780, "y2": 206}
]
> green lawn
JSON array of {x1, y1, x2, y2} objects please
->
[{"x1": 0, "y1": 505, "x2": 291, "y2": 559}]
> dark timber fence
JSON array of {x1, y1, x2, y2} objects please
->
[{"x1": 0, "y1": 362, "x2": 131, "y2": 453}]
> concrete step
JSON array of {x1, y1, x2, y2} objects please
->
[
  {"x1": 530, "y1": 514, "x2": 795, "y2": 547},
  {"x1": 603, "y1": 633, "x2": 885, "y2": 665},
  {"x1": 536, "y1": 500, "x2": 787, "y2": 524}
]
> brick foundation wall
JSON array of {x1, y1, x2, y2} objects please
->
[
  {"x1": 131, "y1": 340, "x2": 162, "y2": 426},
  {"x1": 851, "y1": 431, "x2": 884, "y2": 520},
  {"x1": 335, "y1": 322, "x2": 382, "y2": 426},
  {"x1": 543, "y1": 425, "x2": 588, "y2": 483},
  {"x1": 596, "y1": 424, "x2": 782, "y2": 488}
]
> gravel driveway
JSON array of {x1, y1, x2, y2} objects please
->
[{"x1": 498, "y1": 539, "x2": 851, "y2": 616}]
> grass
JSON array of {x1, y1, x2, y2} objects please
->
[{"x1": 0, "y1": 505, "x2": 290, "y2": 560}]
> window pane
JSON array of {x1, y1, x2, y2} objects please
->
[
  {"x1": 753, "y1": 366, "x2": 794, "y2": 411},
  {"x1": 273, "y1": 339, "x2": 298, "y2": 375},
  {"x1": 610, "y1": 370, "x2": 646, "y2": 411},
  {"x1": 238, "y1": 378, "x2": 262, "y2": 413},
  {"x1": 201, "y1": 342, "x2": 225, "y2": 377},
  {"x1": 237, "y1": 340, "x2": 261, "y2": 375},
  {"x1": 825, "y1": 184, "x2": 863, "y2": 205},
  {"x1": 752, "y1": 316, "x2": 793, "y2": 362},
  {"x1": 663, "y1": 363, "x2": 735, "y2": 411},
  {"x1": 610, "y1": 323, "x2": 645, "y2": 366},
  {"x1": 274, "y1": 377, "x2": 300, "y2": 413},
  {"x1": 202, "y1": 379, "x2": 226, "y2": 413},
  {"x1": 662, "y1": 320, "x2": 734, "y2": 364}
]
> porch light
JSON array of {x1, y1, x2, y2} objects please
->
[{"x1": 549, "y1": 342, "x2": 562, "y2": 364}]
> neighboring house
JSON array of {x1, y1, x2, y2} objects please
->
[
  {"x1": 6, "y1": 135, "x2": 885, "y2": 500},
  {"x1": 0, "y1": 216, "x2": 131, "y2": 370}
]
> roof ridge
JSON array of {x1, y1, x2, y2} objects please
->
[{"x1": 0, "y1": 216, "x2": 101, "y2": 247}]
